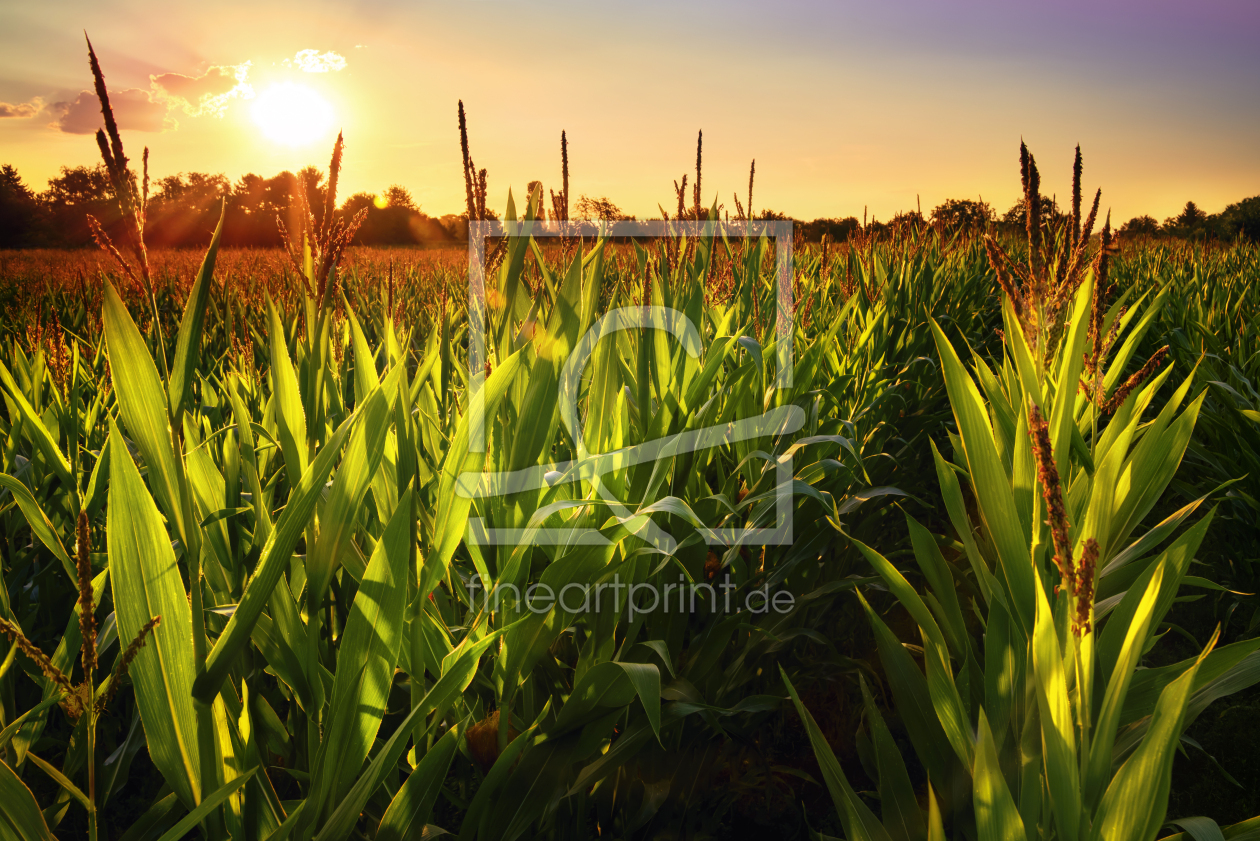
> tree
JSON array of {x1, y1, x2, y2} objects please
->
[
  {"x1": 1119, "y1": 215, "x2": 1161, "y2": 238},
  {"x1": 930, "y1": 198, "x2": 994, "y2": 233},
  {"x1": 41, "y1": 165, "x2": 115, "y2": 246},
  {"x1": 575, "y1": 195, "x2": 633, "y2": 221},
  {"x1": 383, "y1": 184, "x2": 415, "y2": 211},
  {"x1": 0, "y1": 165, "x2": 45, "y2": 248},
  {"x1": 799, "y1": 217, "x2": 860, "y2": 243},
  {"x1": 1001, "y1": 195, "x2": 1063, "y2": 231},
  {"x1": 145, "y1": 172, "x2": 230, "y2": 247},
  {"x1": 890, "y1": 209, "x2": 926, "y2": 232},
  {"x1": 1171, "y1": 200, "x2": 1207, "y2": 230},
  {"x1": 1219, "y1": 196, "x2": 1260, "y2": 242},
  {"x1": 43, "y1": 165, "x2": 111, "y2": 207}
]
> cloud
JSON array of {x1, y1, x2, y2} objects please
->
[
  {"x1": 50, "y1": 88, "x2": 174, "y2": 134},
  {"x1": 0, "y1": 97, "x2": 43, "y2": 119},
  {"x1": 285, "y1": 49, "x2": 347, "y2": 73},
  {"x1": 151, "y1": 62, "x2": 253, "y2": 117}
]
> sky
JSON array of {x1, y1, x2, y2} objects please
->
[{"x1": 1, "y1": 0, "x2": 1258, "y2": 224}]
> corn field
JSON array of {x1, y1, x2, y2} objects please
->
[{"x1": 1, "y1": 50, "x2": 1259, "y2": 841}]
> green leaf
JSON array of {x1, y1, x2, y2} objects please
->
[
  {"x1": 1084, "y1": 559, "x2": 1166, "y2": 810},
  {"x1": 26, "y1": 751, "x2": 91, "y2": 810},
  {"x1": 612, "y1": 661, "x2": 662, "y2": 745},
  {"x1": 154, "y1": 769, "x2": 257, "y2": 841},
  {"x1": 194, "y1": 411, "x2": 359, "y2": 703},
  {"x1": 549, "y1": 660, "x2": 638, "y2": 737},
  {"x1": 859, "y1": 675, "x2": 925, "y2": 841},
  {"x1": 1166, "y1": 817, "x2": 1227, "y2": 841},
  {"x1": 314, "y1": 627, "x2": 507, "y2": 841},
  {"x1": 922, "y1": 633, "x2": 975, "y2": 769},
  {"x1": 0, "y1": 359, "x2": 72, "y2": 488},
  {"x1": 1091, "y1": 632, "x2": 1216, "y2": 841},
  {"x1": 267, "y1": 295, "x2": 309, "y2": 483},
  {"x1": 782, "y1": 667, "x2": 894, "y2": 841},
  {"x1": 855, "y1": 590, "x2": 961, "y2": 791},
  {"x1": 107, "y1": 419, "x2": 201, "y2": 810},
  {"x1": 905, "y1": 512, "x2": 969, "y2": 660},
  {"x1": 0, "y1": 473, "x2": 74, "y2": 580},
  {"x1": 458, "y1": 721, "x2": 543, "y2": 841},
  {"x1": 377, "y1": 721, "x2": 464, "y2": 841},
  {"x1": 103, "y1": 280, "x2": 187, "y2": 547},
  {"x1": 429, "y1": 347, "x2": 525, "y2": 595},
  {"x1": 931, "y1": 319, "x2": 1033, "y2": 632},
  {"x1": 1097, "y1": 512, "x2": 1211, "y2": 682},
  {"x1": 926, "y1": 784, "x2": 945, "y2": 841},
  {"x1": 973, "y1": 709, "x2": 1025, "y2": 841},
  {"x1": 0, "y1": 697, "x2": 60, "y2": 752},
  {"x1": 1030, "y1": 576, "x2": 1081, "y2": 841},
  {"x1": 168, "y1": 200, "x2": 224, "y2": 422},
  {"x1": 306, "y1": 366, "x2": 401, "y2": 601},
  {"x1": 0, "y1": 756, "x2": 54, "y2": 841},
  {"x1": 307, "y1": 487, "x2": 414, "y2": 821},
  {"x1": 849, "y1": 537, "x2": 948, "y2": 653}
]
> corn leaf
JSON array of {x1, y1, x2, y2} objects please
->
[
  {"x1": 168, "y1": 200, "x2": 224, "y2": 422},
  {"x1": 782, "y1": 667, "x2": 893, "y2": 841},
  {"x1": 0, "y1": 757, "x2": 54, "y2": 841},
  {"x1": 377, "y1": 721, "x2": 464, "y2": 841},
  {"x1": 107, "y1": 419, "x2": 201, "y2": 810}
]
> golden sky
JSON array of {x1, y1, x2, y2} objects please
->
[{"x1": 1, "y1": 0, "x2": 1257, "y2": 223}]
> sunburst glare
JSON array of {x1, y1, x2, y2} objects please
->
[{"x1": 251, "y1": 82, "x2": 334, "y2": 146}]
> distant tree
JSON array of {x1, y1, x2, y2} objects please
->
[
  {"x1": 890, "y1": 209, "x2": 926, "y2": 232},
  {"x1": 755, "y1": 209, "x2": 791, "y2": 222},
  {"x1": 930, "y1": 198, "x2": 994, "y2": 233},
  {"x1": 1119, "y1": 215, "x2": 1161, "y2": 238},
  {"x1": 1219, "y1": 196, "x2": 1260, "y2": 242},
  {"x1": 41, "y1": 165, "x2": 115, "y2": 245},
  {"x1": 224, "y1": 171, "x2": 297, "y2": 247},
  {"x1": 43, "y1": 165, "x2": 110, "y2": 206},
  {"x1": 1001, "y1": 195, "x2": 1064, "y2": 231},
  {"x1": 575, "y1": 195, "x2": 633, "y2": 221},
  {"x1": 1170, "y1": 200, "x2": 1207, "y2": 230},
  {"x1": 341, "y1": 192, "x2": 377, "y2": 217},
  {"x1": 338, "y1": 190, "x2": 452, "y2": 246},
  {"x1": 799, "y1": 217, "x2": 859, "y2": 242},
  {"x1": 440, "y1": 214, "x2": 468, "y2": 241},
  {"x1": 0, "y1": 165, "x2": 45, "y2": 248},
  {"x1": 383, "y1": 184, "x2": 415, "y2": 211},
  {"x1": 146, "y1": 172, "x2": 230, "y2": 247}
]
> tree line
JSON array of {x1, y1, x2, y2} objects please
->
[
  {"x1": 1, "y1": 162, "x2": 1256, "y2": 250},
  {"x1": 0, "y1": 163, "x2": 461, "y2": 250}
]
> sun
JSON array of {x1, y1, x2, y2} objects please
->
[{"x1": 252, "y1": 83, "x2": 334, "y2": 146}]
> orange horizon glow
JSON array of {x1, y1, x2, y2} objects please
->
[{"x1": 0, "y1": 1, "x2": 1256, "y2": 224}]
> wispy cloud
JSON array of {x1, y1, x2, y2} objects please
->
[
  {"x1": 151, "y1": 62, "x2": 253, "y2": 117},
  {"x1": 0, "y1": 97, "x2": 43, "y2": 119},
  {"x1": 49, "y1": 88, "x2": 173, "y2": 134},
  {"x1": 285, "y1": 49, "x2": 347, "y2": 73}
]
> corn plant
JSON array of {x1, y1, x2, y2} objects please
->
[{"x1": 790, "y1": 145, "x2": 1260, "y2": 841}]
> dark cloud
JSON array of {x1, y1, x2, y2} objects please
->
[
  {"x1": 0, "y1": 98, "x2": 42, "y2": 118},
  {"x1": 50, "y1": 88, "x2": 173, "y2": 134},
  {"x1": 151, "y1": 63, "x2": 252, "y2": 116}
]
